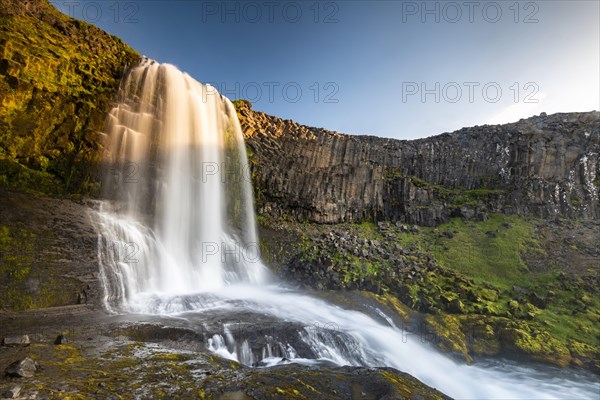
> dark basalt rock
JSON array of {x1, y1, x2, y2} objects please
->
[{"x1": 239, "y1": 102, "x2": 599, "y2": 226}]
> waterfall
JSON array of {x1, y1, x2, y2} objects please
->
[
  {"x1": 92, "y1": 60, "x2": 599, "y2": 399},
  {"x1": 95, "y1": 59, "x2": 267, "y2": 310}
]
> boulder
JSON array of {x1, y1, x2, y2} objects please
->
[{"x1": 4, "y1": 358, "x2": 38, "y2": 378}]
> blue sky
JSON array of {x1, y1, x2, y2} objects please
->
[{"x1": 50, "y1": 1, "x2": 599, "y2": 139}]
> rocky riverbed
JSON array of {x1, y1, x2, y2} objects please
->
[{"x1": 0, "y1": 300, "x2": 452, "y2": 399}]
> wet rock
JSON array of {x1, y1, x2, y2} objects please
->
[
  {"x1": 448, "y1": 299, "x2": 465, "y2": 313},
  {"x1": 54, "y1": 334, "x2": 68, "y2": 345},
  {"x1": 0, "y1": 385, "x2": 21, "y2": 399},
  {"x1": 528, "y1": 292, "x2": 547, "y2": 309},
  {"x1": 4, "y1": 357, "x2": 38, "y2": 378},
  {"x1": 1, "y1": 335, "x2": 30, "y2": 347}
]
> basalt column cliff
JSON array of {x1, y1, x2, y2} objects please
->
[{"x1": 239, "y1": 103, "x2": 599, "y2": 226}]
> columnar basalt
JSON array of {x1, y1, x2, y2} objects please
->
[{"x1": 240, "y1": 104, "x2": 599, "y2": 226}]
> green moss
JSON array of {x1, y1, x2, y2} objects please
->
[
  {"x1": 232, "y1": 99, "x2": 252, "y2": 109},
  {"x1": 425, "y1": 314, "x2": 473, "y2": 363},
  {"x1": 0, "y1": 224, "x2": 36, "y2": 309},
  {"x1": 410, "y1": 176, "x2": 429, "y2": 188},
  {"x1": 504, "y1": 324, "x2": 571, "y2": 366},
  {"x1": 0, "y1": 1, "x2": 140, "y2": 195},
  {"x1": 428, "y1": 215, "x2": 538, "y2": 289},
  {"x1": 380, "y1": 370, "x2": 448, "y2": 400},
  {"x1": 450, "y1": 188, "x2": 506, "y2": 207},
  {"x1": 383, "y1": 167, "x2": 403, "y2": 180},
  {"x1": 267, "y1": 213, "x2": 599, "y2": 368}
]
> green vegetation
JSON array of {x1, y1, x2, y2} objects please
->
[
  {"x1": 0, "y1": 0, "x2": 139, "y2": 195},
  {"x1": 383, "y1": 173, "x2": 507, "y2": 207},
  {"x1": 0, "y1": 224, "x2": 80, "y2": 310},
  {"x1": 261, "y1": 213, "x2": 599, "y2": 370},
  {"x1": 425, "y1": 215, "x2": 537, "y2": 288},
  {"x1": 0, "y1": 224, "x2": 36, "y2": 309},
  {"x1": 232, "y1": 99, "x2": 252, "y2": 109}
]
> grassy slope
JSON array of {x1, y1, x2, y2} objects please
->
[{"x1": 260, "y1": 213, "x2": 599, "y2": 370}]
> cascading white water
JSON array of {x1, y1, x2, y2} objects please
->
[
  {"x1": 95, "y1": 59, "x2": 267, "y2": 310},
  {"x1": 93, "y1": 60, "x2": 599, "y2": 399}
]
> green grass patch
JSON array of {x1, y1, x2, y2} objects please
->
[{"x1": 427, "y1": 215, "x2": 539, "y2": 289}]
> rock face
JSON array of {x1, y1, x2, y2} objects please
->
[
  {"x1": 240, "y1": 104, "x2": 599, "y2": 225},
  {"x1": 0, "y1": 189, "x2": 100, "y2": 310},
  {"x1": 0, "y1": 0, "x2": 139, "y2": 195}
]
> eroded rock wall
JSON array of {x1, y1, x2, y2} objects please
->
[{"x1": 240, "y1": 105, "x2": 599, "y2": 225}]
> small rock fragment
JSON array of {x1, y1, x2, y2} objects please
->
[
  {"x1": 54, "y1": 334, "x2": 68, "y2": 345},
  {"x1": 4, "y1": 357, "x2": 38, "y2": 378},
  {"x1": 1, "y1": 385, "x2": 21, "y2": 399},
  {"x1": 1, "y1": 335, "x2": 30, "y2": 347}
]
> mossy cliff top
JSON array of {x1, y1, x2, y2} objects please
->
[{"x1": 0, "y1": 0, "x2": 139, "y2": 195}]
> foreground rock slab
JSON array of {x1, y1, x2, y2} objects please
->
[{"x1": 0, "y1": 315, "x2": 451, "y2": 400}]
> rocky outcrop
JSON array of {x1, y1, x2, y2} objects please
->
[
  {"x1": 0, "y1": 0, "x2": 139, "y2": 195},
  {"x1": 0, "y1": 189, "x2": 100, "y2": 310},
  {"x1": 240, "y1": 104, "x2": 599, "y2": 225},
  {"x1": 0, "y1": 318, "x2": 451, "y2": 399}
]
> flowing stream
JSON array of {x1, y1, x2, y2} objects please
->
[{"x1": 92, "y1": 60, "x2": 599, "y2": 399}]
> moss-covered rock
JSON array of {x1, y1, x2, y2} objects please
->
[
  {"x1": 0, "y1": 189, "x2": 100, "y2": 311},
  {"x1": 258, "y1": 213, "x2": 600, "y2": 373},
  {"x1": 0, "y1": 0, "x2": 139, "y2": 195},
  {"x1": 0, "y1": 331, "x2": 451, "y2": 400}
]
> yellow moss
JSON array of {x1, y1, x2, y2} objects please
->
[
  {"x1": 424, "y1": 314, "x2": 472, "y2": 363},
  {"x1": 508, "y1": 326, "x2": 571, "y2": 366},
  {"x1": 381, "y1": 370, "x2": 446, "y2": 400},
  {"x1": 52, "y1": 344, "x2": 86, "y2": 364},
  {"x1": 293, "y1": 379, "x2": 320, "y2": 395},
  {"x1": 152, "y1": 352, "x2": 185, "y2": 361},
  {"x1": 362, "y1": 291, "x2": 411, "y2": 321}
]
